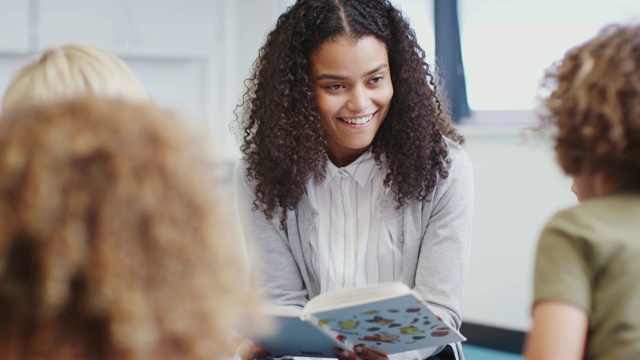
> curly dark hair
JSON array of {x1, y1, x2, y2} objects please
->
[
  {"x1": 539, "y1": 23, "x2": 640, "y2": 190},
  {"x1": 0, "y1": 98, "x2": 264, "y2": 359},
  {"x1": 235, "y1": 0, "x2": 463, "y2": 225}
]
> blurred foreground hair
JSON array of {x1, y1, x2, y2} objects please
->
[{"x1": 0, "y1": 98, "x2": 264, "y2": 359}]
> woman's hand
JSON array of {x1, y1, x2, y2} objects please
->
[
  {"x1": 333, "y1": 345, "x2": 389, "y2": 360},
  {"x1": 238, "y1": 339, "x2": 271, "y2": 360}
]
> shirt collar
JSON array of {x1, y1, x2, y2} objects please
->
[{"x1": 323, "y1": 149, "x2": 377, "y2": 188}]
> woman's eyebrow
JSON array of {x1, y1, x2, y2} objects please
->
[
  {"x1": 364, "y1": 64, "x2": 388, "y2": 76},
  {"x1": 315, "y1": 63, "x2": 388, "y2": 81}
]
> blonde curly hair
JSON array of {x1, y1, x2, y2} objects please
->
[
  {"x1": 539, "y1": 23, "x2": 640, "y2": 190},
  {"x1": 0, "y1": 98, "x2": 264, "y2": 359},
  {"x1": 2, "y1": 44, "x2": 150, "y2": 114}
]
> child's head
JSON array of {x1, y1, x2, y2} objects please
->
[
  {"x1": 0, "y1": 98, "x2": 261, "y2": 359},
  {"x1": 2, "y1": 44, "x2": 149, "y2": 114},
  {"x1": 540, "y1": 24, "x2": 640, "y2": 199}
]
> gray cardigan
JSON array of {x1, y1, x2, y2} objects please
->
[{"x1": 235, "y1": 140, "x2": 473, "y2": 360}]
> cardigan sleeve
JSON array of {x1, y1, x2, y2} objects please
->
[
  {"x1": 389, "y1": 141, "x2": 473, "y2": 360},
  {"x1": 234, "y1": 161, "x2": 309, "y2": 307},
  {"x1": 414, "y1": 141, "x2": 473, "y2": 329},
  {"x1": 414, "y1": 142, "x2": 473, "y2": 360}
]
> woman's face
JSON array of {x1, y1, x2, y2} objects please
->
[{"x1": 310, "y1": 35, "x2": 393, "y2": 167}]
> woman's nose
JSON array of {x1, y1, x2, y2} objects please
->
[{"x1": 346, "y1": 86, "x2": 370, "y2": 111}]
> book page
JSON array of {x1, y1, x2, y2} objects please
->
[
  {"x1": 262, "y1": 304, "x2": 303, "y2": 317},
  {"x1": 303, "y1": 282, "x2": 413, "y2": 315}
]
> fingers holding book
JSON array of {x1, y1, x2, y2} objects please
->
[
  {"x1": 333, "y1": 345, "x2": 389, "y2": 360},
  {"x1": 238, "y1": 339, "x2": 271, "y2": 360}
]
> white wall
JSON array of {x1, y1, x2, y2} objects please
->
[
  {"x1": 460, "y1": 111, "x2": 576, "y2": 331},
  {"x1": 0, "y1": 0, "x2": 285, "y2": 163}
]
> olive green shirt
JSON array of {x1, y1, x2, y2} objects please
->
[{"x1": 533, "y1": 193, "x2": 640, "y2": 360}]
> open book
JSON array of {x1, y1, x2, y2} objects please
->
[{"x1": 249, "y1": 282, "x2": 465, "y2": 358}]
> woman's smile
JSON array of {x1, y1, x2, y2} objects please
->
[{"x1": 337, "y1": 111, "x2": 376, "y2": 126}]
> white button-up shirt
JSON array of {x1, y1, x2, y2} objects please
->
[{"x1": 307, "y1": 149, "x2": 403, "y2": 293}]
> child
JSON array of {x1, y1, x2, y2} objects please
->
[
  {"x1": 524, "y1": 24, "x2": 640, "y2": 360},
  {"x1": 2, "y1": 44, "x2": 149, "y2": 114},
  {"x1": 234, "y1": 1, "x2": 473, "y2": 359},
  {"x1": 0, "y1": 98, "x2": 265, "y2": 359}
]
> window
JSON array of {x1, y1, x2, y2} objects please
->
[{"x1": 459, "y1": 0, "x2": 640, "y2": 111}]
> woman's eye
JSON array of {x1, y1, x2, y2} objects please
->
[
  {"x1": 370, "y1": 76, "x2": 383, "y2": 84},
  {"x1": 326, "y1": 84, "x2": 344, "y2": 90}
]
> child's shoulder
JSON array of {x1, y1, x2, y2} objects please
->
[
  {"x1": 577, "y1": 192, "x2": 640, "y2": 215},
  {"x1": 547, "y1": 193, "x2": 640, "y2": 242}
]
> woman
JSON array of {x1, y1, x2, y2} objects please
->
[{"x1": 235, "y1": 1, "x2": 473, "y2": 359}]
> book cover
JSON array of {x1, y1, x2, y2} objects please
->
[
  {"x1": 250, "y1": 283, "x2": 465, "y2": 358},
  {"x1": 252, "y1": 307, "x2": 344, "y2": 357}
]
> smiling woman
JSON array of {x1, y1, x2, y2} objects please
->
[{"x1": 233, "y1": 1, "x2": 474, "y2": 360}]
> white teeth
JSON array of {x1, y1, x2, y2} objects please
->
[{"x1": 341, "y1": 114, "x2": 372, "y2": 125}]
